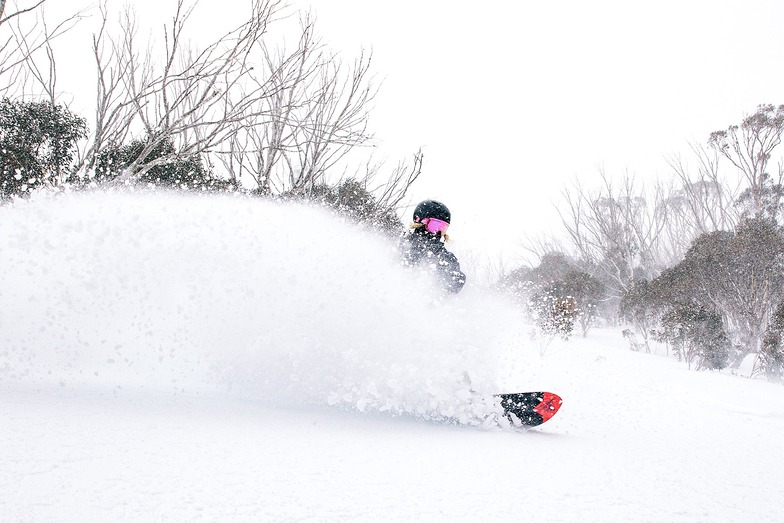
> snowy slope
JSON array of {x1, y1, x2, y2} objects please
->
[{"x1": 1, "y1": 191, "x2": 783, "y2": 522}]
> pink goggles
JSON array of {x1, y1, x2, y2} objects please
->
[{"x1": 422, "y1": 217, "x2": 449, "y2": 234}]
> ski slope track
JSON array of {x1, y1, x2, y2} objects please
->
[{"x1": 1, "y1": 191, "x2": 783, "y2": 522}]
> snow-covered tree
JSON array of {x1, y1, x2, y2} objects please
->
[
  {"x1": 641, "y1": 218, "x2": 784, "y2": 372},
  {"x1": 760, "y1": 301, "x2": 784, "y2": 381},
  {"x1": 709, "y1": 104, "x2": 784, "y2": 222}
]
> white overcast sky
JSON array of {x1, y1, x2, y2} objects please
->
[{"x1": 42, "y1": 0, "x2": 784, "y2": 267}]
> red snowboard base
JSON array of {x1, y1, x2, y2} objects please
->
[{"x1": 496, "y1": 392, "x2": 563, "y2": 427}]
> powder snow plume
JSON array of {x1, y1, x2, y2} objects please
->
[{"x1": 0, "y1": 190, "x2": 521, "y2": 425}]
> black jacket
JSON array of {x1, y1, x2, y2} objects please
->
[{"x1": 400, "y1": 229, "x2": 466, "y2": 294}]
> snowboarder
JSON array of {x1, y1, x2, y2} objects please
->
[{"x1": 400, "y1": 199, "x2": 466, "y2": 294}]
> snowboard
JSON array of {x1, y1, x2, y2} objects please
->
[{"x1": 496, "y1": 391, "x2": 563, "y2": 427}]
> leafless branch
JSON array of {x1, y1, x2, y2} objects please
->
[
  {"x1": 557, "y1": 170, "x2": 670, "y2": 298},
  {"x1": 708, "y1": 104, "x2": 784, "y2": 218},
  {"x1": 1, "y1": 1, "x2": 86, "y2": 99},
  {"x1": 212, "y1": 10, "x2": 382, "y2": 197},
  {"x1": 0, "y1": 0, "x2": 45, "y2": 26}
]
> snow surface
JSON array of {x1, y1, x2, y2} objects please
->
[{"x1": 1, "y1": 191, "x2": 783, "y2": 522}]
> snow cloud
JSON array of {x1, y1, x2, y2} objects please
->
[{"x1": 0, "y1": 191, "x2": 521, "y2": 425}]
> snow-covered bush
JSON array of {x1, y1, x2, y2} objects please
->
[
  {"x1": 0, "y1": 98, "x2": 87, "y2": 199},
  {"x1": 282, "y1": 178, "x2": 403, "y2": 237},
  {"x1": 92, "y1": 136, "x2": 237, "y2": 192},
  {"x1": 652, "y1": 301, "x2": 730, "y2": 370},
  {"x1": 528, "y1": 290, "x2": 578, "y2": 343},
  {"x1": 501, "y1": 251, "x2": 605, "y2": 338}
]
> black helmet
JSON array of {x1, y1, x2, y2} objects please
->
[{"x1": 413, "y1": 200, "x2": 451, "y2": 223}]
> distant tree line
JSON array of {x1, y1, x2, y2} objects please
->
[
  {"x1": 502, "y1": 104, "x2": 784, "y2": 382},
  {"x1": 0, "y1": 0, "x2": 420, "y2": 235}
]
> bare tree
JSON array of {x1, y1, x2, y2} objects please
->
[
  {"x1": 0, "y1": 0, "x2": 45, "y2": 96},
  {"x1": 1, "y1": 0, "x2": 85, "y2": 100},
  {"x1": 3, "y1": 0, "x2": 421, "y2": 207},
  {"x1": 708, "y1": 104, "x2": 784, "y2": 219},
  {"x1": 114, "y1": 0, "x2": 286, "y2": 182},
  {"x1": 361, "y1": 149, "x2": 423, "y2": 213},
  {"x1": 215, "y1": 11, "x2": 379, "y2": 196},
  {"x1": 215, "y1": 14, "x2": 326, "y2": 192},
  {"x1": 658, "y1": 143, "x2": 742, "y2": 264},
  {"x1": 519, "y1": 233, "x2": 567, "y2": 267},
  {"x1": 64, "y1": 0, "x2": 289, "y2": 182},
  {"x1": 74, "y1": 1, "x2": 138, "y2": 174},
  {"x1": 558, "y1": 171, "x2": 668, "y2": 299},
  {"x1": 78, "y1": 0, "x2": 392, "y2": 194},
  {"x1": 666, "y1": 143, "x2": 739, "y2": 232}
]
